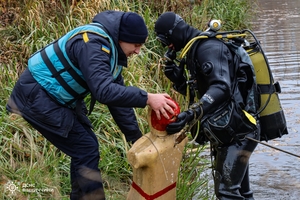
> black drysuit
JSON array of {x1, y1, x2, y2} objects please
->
[
  {"x1": 185, "y1": 38, "x2": 260, "y2": 200},
  {"x1": 157, "y1": 16, "x2": 261, "y2": 199}
]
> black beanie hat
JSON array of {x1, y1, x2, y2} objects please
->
[{"x1": 119, "y1": 12, "x2": 148, "y2": 44}]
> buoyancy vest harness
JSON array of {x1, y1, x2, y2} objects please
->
[{"x1": 28, "y1": 23, "x2": 122, "y2": 109}]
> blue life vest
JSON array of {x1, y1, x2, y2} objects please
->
[{"x1": 28, "y1": 23, "x2": 122, "y2": 108}]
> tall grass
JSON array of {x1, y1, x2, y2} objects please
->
[{"x1": 0, "y1": 0, "x2": 255, "y2": 199}]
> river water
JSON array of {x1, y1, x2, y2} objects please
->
[{"x1": 249, "y1": 0, "x2": 300, "y2": 199}]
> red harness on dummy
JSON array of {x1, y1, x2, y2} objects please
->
[{"x1": 131, "y1": 181, "x2": 177, "y2": 200}]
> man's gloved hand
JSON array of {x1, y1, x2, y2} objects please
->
[
  {"x1": 166, "y1": 109, "x2": 194, "y2": 134},
  {"x1": 164, "y1": 61, "x2": 184, "y2": 84},
  {"x1": 166, "y1": 103, "x2": 203, "y2": 134}
]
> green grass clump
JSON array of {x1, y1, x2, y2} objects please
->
[{"x1": 0, "y1": 0, "x2": 255, "y2": 199}]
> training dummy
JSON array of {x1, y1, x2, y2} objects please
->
[{"x1": 127, "y1": 100, "x2": 188, "y2": 200}]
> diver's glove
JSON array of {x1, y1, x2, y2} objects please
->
[
  {"x1": 164, "y1": 61, "x2": 184, "y2": 84},
  {"x1": 166, "y1": 103, "x2": 203, "y2": 134}
]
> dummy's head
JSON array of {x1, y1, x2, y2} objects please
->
[
  {"x1": 148, "y1": 98, "x2": 180, "y2": 133},
  {"x1": 155, "y1": 12, "x2": 186, "y2": 51}
]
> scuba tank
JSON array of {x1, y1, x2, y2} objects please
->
[{"x1": 244, "y1": 29, "x2": 288, "y2": 141}]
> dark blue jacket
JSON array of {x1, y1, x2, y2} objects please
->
[{"x1": 6, "y1": 11, "x2": 147, "y2": 142}]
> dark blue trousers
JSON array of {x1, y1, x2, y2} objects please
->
[{"x1": 28, "y1": 117, "x2": 105, "y2": 200}]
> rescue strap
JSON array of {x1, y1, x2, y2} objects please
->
[
  {"x1": 131, "y1": 181, "x2": 176, "y2": 200},
  {"x1": 40, "y1": 41, "x2": 88, "y2": 106},
  {"x1": 245, "y1": 136, "x2": 300, "y2": 158}
]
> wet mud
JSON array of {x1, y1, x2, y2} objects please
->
[{"x1": 249, "y1": 0, "x2": 300, "y2": 199}]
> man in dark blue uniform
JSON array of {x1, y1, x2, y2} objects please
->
[
  {"x1": 6, "y1": 10, "x2": 176, "y2": 200},
  {"x1": 154, "y1": 12, "x2": 261, "y2": 200}
]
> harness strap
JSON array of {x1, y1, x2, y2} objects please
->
[
  {"x1": 131, "y1": 181, "x2": 176, "y2": 200},
  {"x1": 53, "y1": 41, "x2": 88, "y2": 91},
  {"x1": 40, "y1": 48, "x2": 80, "y2": 105},
  {"x1": 258, "y1": 84, "x2": 277, "y2": 94},
  {"x1": 40, "y1": 41, "x2": 90, "y2": 106},
  {"x1": 88, "y1": 95, "x2": 96, "y2": 115}
]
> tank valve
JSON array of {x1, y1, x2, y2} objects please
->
[{"x1": 208, "y1": 19, "x2": 222, "y2": 32}]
